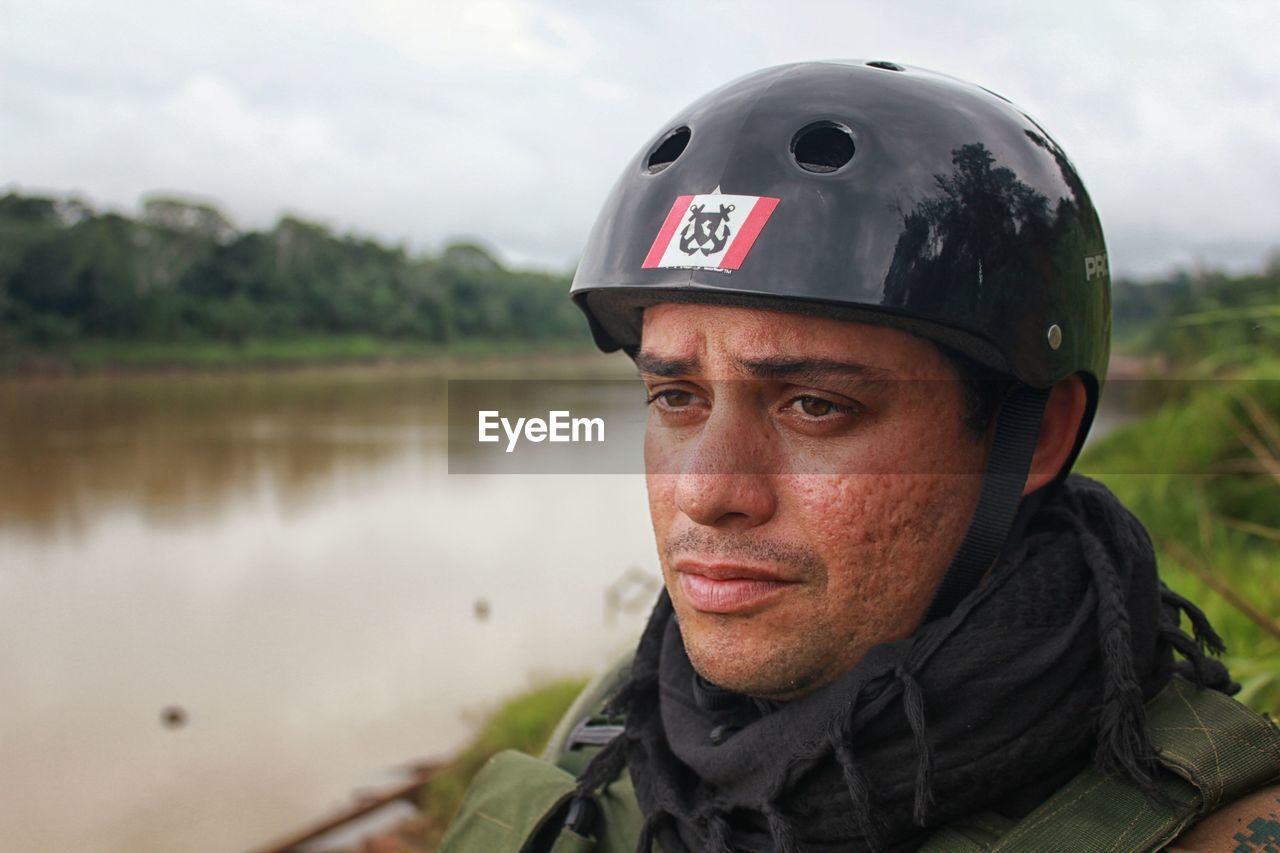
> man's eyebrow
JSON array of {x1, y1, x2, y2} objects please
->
[
  {"x1": 735, "y1": 357, "x2": 891, "y2": 382},
  {"x1": 635, "y1": 352, "x2": 699, "y2": 377},
  {"x1": 634, "y1": 353, "x2": 891, "y2": 382}
]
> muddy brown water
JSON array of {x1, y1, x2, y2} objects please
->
[{"x1": 0, "y1": 359, "x2": 656, "y2": 852}]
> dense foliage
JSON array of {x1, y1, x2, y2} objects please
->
[
  {"x1": 1113, "y1": 259, "x2": 1280, "y2": 368},
  {"x1": 0, "y1": 192, "x2": 587, "y2": 355},
  {"x1": 1085, "y1": 261, "x2": 1280, "y2": 716}
]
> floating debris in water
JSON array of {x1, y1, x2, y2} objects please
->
[
  {"x1": 161, "y1": 705, "x2": 188, "y2": 729},
  {"x1": 605, "y1": 566, "x2": 661, "y2": 624}
]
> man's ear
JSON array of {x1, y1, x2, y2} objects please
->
[{"x1": 1022, "y1": 375, "x2": 1088, "y2": 495}]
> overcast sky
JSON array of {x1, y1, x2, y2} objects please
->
[{"x1": 3, "y1": 0, "x2": 1278, "y2": 278}]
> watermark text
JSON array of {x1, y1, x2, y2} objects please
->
[{"x1": 478, "y1": 410, "x2": 605, "y2": 453}]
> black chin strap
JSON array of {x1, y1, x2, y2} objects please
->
[{"x1": 925, "y1": 385, "x2": 1050, "y2": 623}]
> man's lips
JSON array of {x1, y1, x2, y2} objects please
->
[{"x1": 673, "y1": 559, "x2": 799, "y2": 614}]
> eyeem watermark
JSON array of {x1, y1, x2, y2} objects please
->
[
  {"x1": 448, "y1": 380, "x2": 641, "y2": 474},
  {"x1": 478, "y1": 410, "x2": 605, "y2": 453}
]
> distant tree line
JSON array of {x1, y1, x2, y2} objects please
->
[
  {"x1": 1113, "y1": 257, "x2": 1280, "y2": 367},
  {"x1": 2, "y1": 190, "x2": 1277, "y2": 368},
  {"x1": 0, "y1": 192, "x2": 586, "y2": 349}
]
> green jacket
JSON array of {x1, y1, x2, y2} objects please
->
[{"x1": 440, "y1": 672, "x2": 1280, "y2": 852}]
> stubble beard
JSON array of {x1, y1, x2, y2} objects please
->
[{"x1": 663, "y1": 528, "x2": 839, "y2": 700}]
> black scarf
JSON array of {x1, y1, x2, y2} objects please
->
[{"x1": 575, "y1": 475, "x2": 1234, "y2": 852}]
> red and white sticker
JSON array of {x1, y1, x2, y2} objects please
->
[{"x1": 642, "y1": 191, "x2": 780, "y2": 271}]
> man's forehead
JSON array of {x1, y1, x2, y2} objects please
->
[{"x1": 637, "y1": 302, "x2": 940, "y2": 377}]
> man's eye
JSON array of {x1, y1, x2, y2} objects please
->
[
  {"x1": 647, "y1": 389, "x2": 695, "y2": 408},
  {"x1": 790, "y1": 395, "x2": 849, "y2": 417}
]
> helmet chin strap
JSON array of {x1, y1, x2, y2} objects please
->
[{"x1": 924, "y1": 385, "x2": 1051, "y2": 623}]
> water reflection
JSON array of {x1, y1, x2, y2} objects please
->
[{"x1": 0, "y1": 368, "x2": 451, "y2": 534}]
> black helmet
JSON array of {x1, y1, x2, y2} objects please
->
[
  {"x1": 571, "y1": 60, "x2": 1113, "y2": 620},
  {"x1": 572, "y1": 59, "x2": 1110, "y2": 418}
]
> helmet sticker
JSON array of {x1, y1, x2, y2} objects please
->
[{"x1": 642, "y1": 190, "x2": 780, "y2": 272}]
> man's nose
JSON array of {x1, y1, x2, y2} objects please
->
[{"x1": 673, "y1": 408, "x2": 776, "y2": 529}]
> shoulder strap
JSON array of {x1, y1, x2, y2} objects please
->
[
  {"x1": 919, "y1": 677, "x2": 1280, "y2": 852},
  {"x1": 438, "y1": 749, "x2": 647, "y2": 853},
  {"x1": 543, "y1": 651, "x2": 633, "y2": 777},
  {"x1": 1145, "y1": 676, "x2": 1280, "y2": 811},
  {"x1": 438, "y1": 750, "x2": 579, "y2": 853}
]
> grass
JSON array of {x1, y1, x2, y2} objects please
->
[{"x1": 1078, "y1": 363, "x2": 1280, "y2": 716}]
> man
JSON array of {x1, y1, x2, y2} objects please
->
[{"x1": 441, "y1": 61, "x2": 1279, "y2": 852}]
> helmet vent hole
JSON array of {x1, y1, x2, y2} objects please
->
[
  {"x1": 791, "y1": 122, "x2": 856, "y2": 173},
  {"x1": 646, "y1": 126, "x2": 691, "y2": 173},
  {"x1": 867, "y1": 60, "x2": 905, "y2": 72}
]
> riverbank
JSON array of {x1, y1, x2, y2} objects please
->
[
  {"x1": 0, "y1": 335, "x2": 602, "y2": 379},
  {"x1": 2, "y1": 337, "x2": 1175, "y2": 387},
  {"x1": 253, "y1": 678, "x2": 588, "y2": 853}
]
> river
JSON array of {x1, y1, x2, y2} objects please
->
[{"x1": 0, "y1": 356, "x2": 658, "y2": 852}]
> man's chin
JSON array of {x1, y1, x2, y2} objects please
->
[{"x1": 679, "y1": 623, "x2": 826, "y2": 700}]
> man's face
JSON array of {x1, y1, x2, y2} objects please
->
[{"x1": 640, "y1": 303, "x2": 990, "y2": 700}]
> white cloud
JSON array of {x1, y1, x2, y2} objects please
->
[
  {"x1": 356, "y1": 0, "x2": 598, "y2": 75},
  {"x1": 2, "y1": 0, "x2": 1277, "y2": 276}
]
